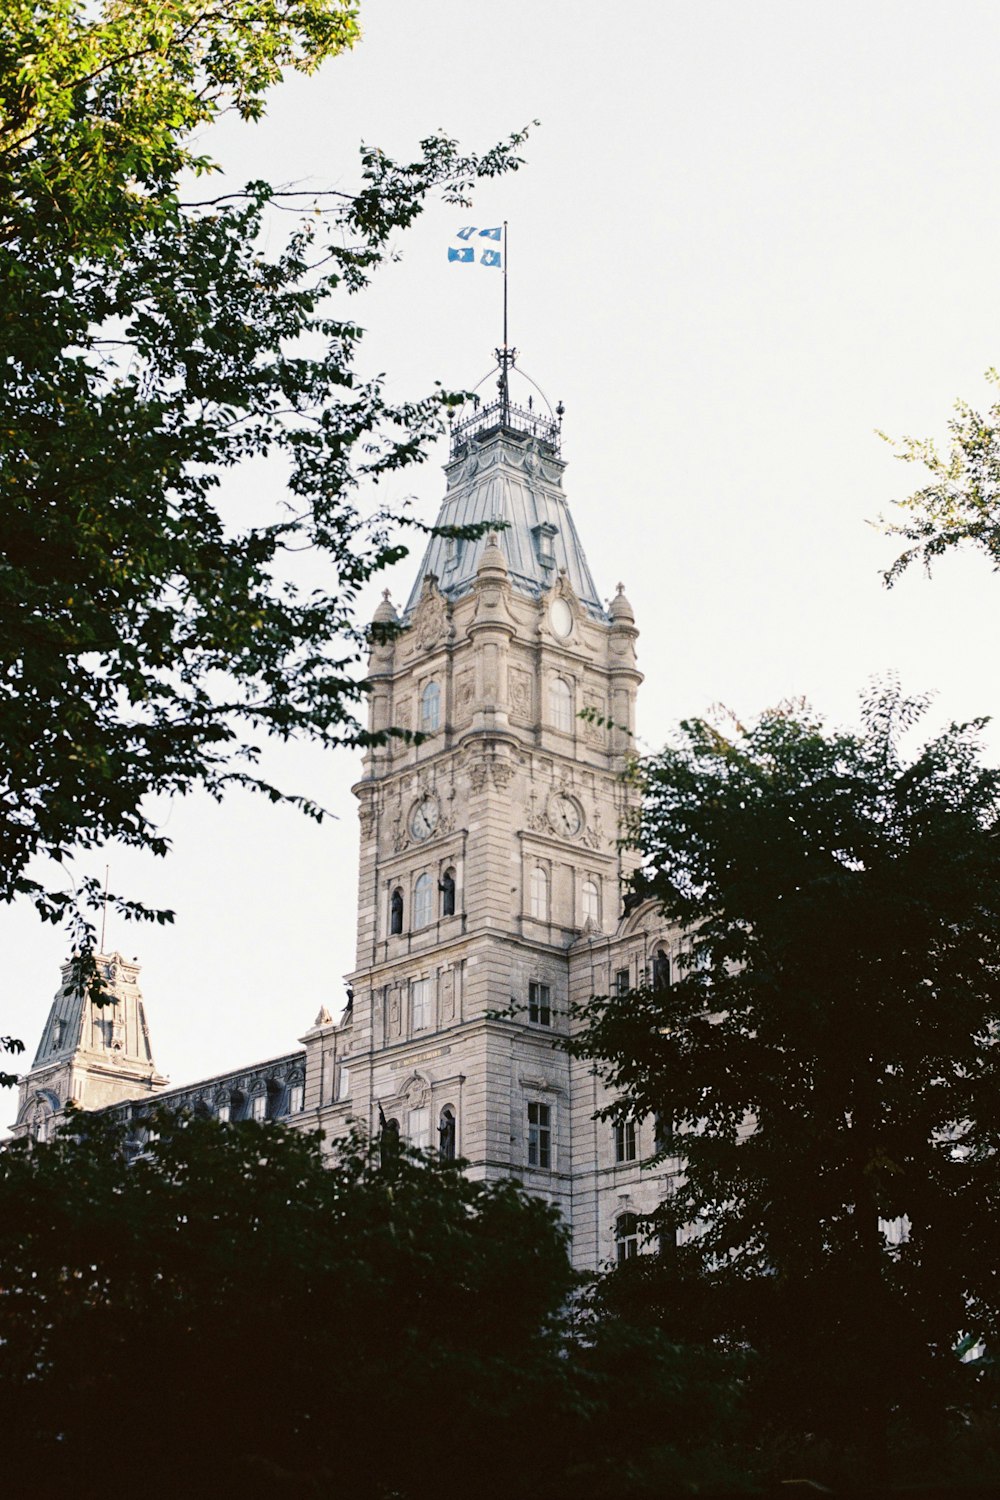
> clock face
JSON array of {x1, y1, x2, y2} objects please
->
[
  {"x1": 409, "y1": 796, "x2": 440, "y2": 841},
  {"x1": 548, "y1": 793, "x2": 581, "y2": 838}
]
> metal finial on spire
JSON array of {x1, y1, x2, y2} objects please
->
[{"x1": 494, "y1": 342, "x2": 517, "y2": 426}]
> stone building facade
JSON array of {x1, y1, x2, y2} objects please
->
[{"x1": 13, "y1": 380, "x2": 680, "y2": 1273}]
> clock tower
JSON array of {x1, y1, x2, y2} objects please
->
[{"x1": 301, "y1": 364, "x2": 650, "y2": 1245}]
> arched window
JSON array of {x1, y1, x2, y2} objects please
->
[
  {"x1": 652, "y1": 948, "x2": 671, "y2": 991},
  {"x1": 582, "y1": 878, "x2": 600, "y2": 925},
  {"x1": 439, "y1": 1106, "x2": 456, "y2": 1161},
  {"x1": 413, "y1": 873, "x2": 433, "y2": 928},
  {"x1": 616, "y1": 1212, "x2": 639, "y2": 1265},
  {"x1": 420, "y1": 680, "x2": 441, "y2": 733},
  {"x1": 549, "y1": 677, "x2": 572, "y2": 733},
  {"x1": 530, "y1": 866, "x2": 548, "y2": 921},
  {"x1": 390, "y1": 888, "x2": 404, "y2": 935},
  {"x1": 440, "y1": 867, "x2": 456, "y2": 918}
]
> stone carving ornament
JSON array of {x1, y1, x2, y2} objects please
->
[
  {"x1": 416, "y1": 590, "x2": 448, "y2": 651},
  {"x1": 467, "y1": 757, "x2": 490, "y2": 794},
  {"x1": 491, "y1": 759, "x2": 515, "y2": 791},
  {"x1": 525, "y1": 791, "x2": 547, "y2": 834},
  {"x1": 455, "y1": 670, "x2": 476, "y2": 720},
  {"x1": 509, "y1": 668, "x2": 532, "y2": 720}
]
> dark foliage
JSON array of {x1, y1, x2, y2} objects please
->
[
  {"x1": 0, "y1": 1110, "x2": 746, "y2": 1498},
  {"x1": 568, "y1": 682, "x2": 1000, "y2": 1483}
]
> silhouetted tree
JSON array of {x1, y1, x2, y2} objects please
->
[{"x1": 569, "y1": 682, "x2": 1000, "y2": 1484}]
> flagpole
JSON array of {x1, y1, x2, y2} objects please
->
[
  {"x1": 500, "y1": 220, "x2": 510, "y2": 423},
  {"x1": 503, "y1": 219, "x2": 508, "y2": 352}
]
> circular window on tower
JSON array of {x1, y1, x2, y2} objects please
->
[{"x1": 549, "y1": 597, "x2": 573, "y2": 638}]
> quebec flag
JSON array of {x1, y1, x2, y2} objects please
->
[{"x1": 448, "y1": 226, "x2": 503, "y2": 268}]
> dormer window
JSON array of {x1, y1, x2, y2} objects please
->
[
  {"x1": 420, "y1": 681, "x2": 441, "y2": 733},
  {"x1": 532, "y1": 521, "x2": 558, "y2": 570}
]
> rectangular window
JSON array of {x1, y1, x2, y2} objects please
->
[
  {"x1": 615, "y1": 968, "x2": 630, "y2": 997},
  {"x1": 337, "y1": 1065, "x2": 351, "y2": 1101},
  {"x1": 614, "y1": 1119, "x2": 637, "y2": 1163},
  {"x1": 217, "y1": 1102, "x2": 230, "y2": 1123},
  {"x1": 527, "y1": 1101, "x2": 552, "y2": 1169},
  {"x1": 250, "y1": 1093, "x2": 266, "y2": 1122},
  {"x1": 528, "y1": 980, "x2": 551, "y2": 1026},
  {"x1": 408, "y1": 1106, "x2": 431, "y2": 1150},
  {"x1": 288, "y1": 1082, "x2": 304, "y2": 1114},
  {"x1": 412, "y1": 977, "x2": 432, "y2": 1031}
]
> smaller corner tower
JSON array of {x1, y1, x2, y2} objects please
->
[{"x1": 12, "y1": 951, "x2": 167, "y2": 1140}]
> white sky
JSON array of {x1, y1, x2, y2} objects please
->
[{"x1": 6, "y1": 0, "x2": 1000, "y2": 1122}]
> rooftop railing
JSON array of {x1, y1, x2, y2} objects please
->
[{"x1": 449, "y1": 395, "x2": 562, "y2": 458}]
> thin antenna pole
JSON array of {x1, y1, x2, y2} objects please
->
[{"x1": 99, "y1": 864, "x2": 109, "y2": 954}]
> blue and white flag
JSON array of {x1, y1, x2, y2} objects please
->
[{"x1": 448, "y1": 226, "x2": 503, "y2": 268}]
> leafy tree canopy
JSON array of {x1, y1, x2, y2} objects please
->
[
  {"x1": 882, "y1": 367, "x2": 1000, "y2": 582},
  {"x1": 0, "y1": 0, "x2": 528, "y2": 968},
  {"x1": 0, "y1": 1109, "x2": 735, "y2": 1498},
  {"x1": 568, "y1": 682, "x2": 1000, "y2": 1479}
]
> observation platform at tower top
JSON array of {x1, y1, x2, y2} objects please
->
[{"x1": 449, "y1": 393, "x2": 562, "y2": 460}]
